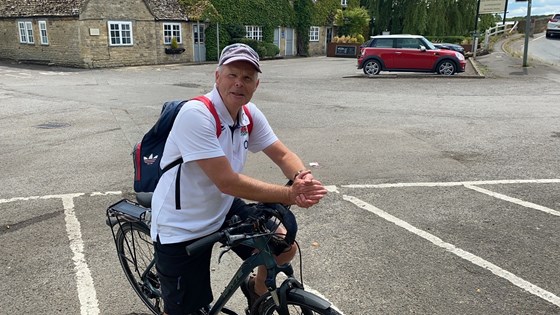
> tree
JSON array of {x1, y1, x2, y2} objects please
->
[
  {"x1": 360, "y1": 0, "x2": 481, "y2": 37},
  {"x1": 334, "y1": 7, "x2": 371, "y2": 37}
]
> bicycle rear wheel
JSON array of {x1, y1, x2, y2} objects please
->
[
  {"x1": 115, "y1": 222, "x2": 164, "y2": 315},
  {"x1": 254, "y1": 289, "x2": 342, "y2": 315}
]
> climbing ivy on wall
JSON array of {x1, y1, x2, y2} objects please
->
[
  {"x1": 198, "y1": 0, "x2": 347, "y2": 58},
  {"x1": 294, "y1": 0, "x2": 313, "y2": 56},
  {"x1": 210, "y1": 0, "x2": 294, "y2": 41}
]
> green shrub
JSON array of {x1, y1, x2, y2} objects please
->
[
  {"x1": 263, "y1": 42, "x2": 279, "y2": 57},
  {"x1": 171, "y1": 37, "x2": 179, "y2": 49}
]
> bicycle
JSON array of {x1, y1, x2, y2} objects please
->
[{"x1": 106, "y1": 193, "x2": 342, "y2": 315}]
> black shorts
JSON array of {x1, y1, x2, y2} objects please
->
[{"x1": 154, "y1": 198, "x2": 291, "y2": 315}]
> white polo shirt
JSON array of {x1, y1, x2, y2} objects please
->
[{"x1": 150, "y1": 87, "x2": 278, "y2": 244}]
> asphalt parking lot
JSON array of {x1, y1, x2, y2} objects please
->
[{"x1": 1, "y1": 53, "x2": 559, "y2": 314}]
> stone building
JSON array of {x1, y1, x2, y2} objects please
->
[
  {"x1": 0, "y1": 0, "x2": 334, "y2": 68},
  {"x1": 0, "y1": 0, "x2": 207, "y2": 68}
]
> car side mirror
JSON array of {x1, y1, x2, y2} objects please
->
[{"x1": 419, "y1": 45, "x2": 426, "y2": 51}]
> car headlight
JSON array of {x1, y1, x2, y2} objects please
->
[{"x1": 455, "y1": 52, "x2": 465, "y2": 60}]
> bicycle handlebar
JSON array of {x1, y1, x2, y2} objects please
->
[
  {"x1": 185, "y1": 231, "x2": 225, "y2": 256},
  {"x1": 185, "y1": 202, "x2": 296, "y2": 257}
]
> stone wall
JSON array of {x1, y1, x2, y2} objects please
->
[
  {"x1": 308, "y1": 26, "x2": 327, "y2": 56},
  {"x1": 0, "y1": 17, "x2": 83, "y2": 66}
]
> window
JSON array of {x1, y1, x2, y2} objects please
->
[
  {"x1": 39, "y1": 21, "x2": 48, "y2": 45},
  {"x1": 309, "y1": 26, "x2": 320, "y2": 42},
  {"x1": 245, "y1": 26, "x2": 262, "y2": 41},
  {"x1": 396, "y1": 38, "x2": 422, "y2": 49},
  {"x1": 194, "y1": 24, "x2": 204, "y2": 43},
  {"x1": 163, "y1": 23, "x2": 181, "y2": 44},
  {"x1": 373, "y1": 38, "x2": 393, "y2": 48},
  {"x1": 108, "y1": 21, "x2": 133, "y2": 46},
  {"x1": 18, "y1": 21, "x2": 34, "y2": 44}
]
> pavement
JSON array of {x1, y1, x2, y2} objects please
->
[{"x1": 472, "y1": 32, "x2": 559, "y2": 79}]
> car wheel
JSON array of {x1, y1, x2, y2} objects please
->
[
  {"x1": 437, "y1": 60, "x2": 456, "y2": 75},
  {"x1": 363, "y1": 59, "x2": 381, "y2": 75},
  {"x1": 546, "y1": 32, "x2": 551, "y2": 38}
]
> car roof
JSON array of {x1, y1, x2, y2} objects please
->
[{"x1": 370, "y1": 34, "x2": 425, "y2": 39}]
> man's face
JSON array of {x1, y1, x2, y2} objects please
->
[{"x1": 215, "y1": 61, "x2": 260, "y2": 112}]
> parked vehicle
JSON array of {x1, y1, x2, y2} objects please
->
[
  {"x1": 357, "y1": 34, "x2": 466, "y2": 76},
  {"x1": 546, "y1": 13, "x2": 560, "y2": 38},
  {"x1": 433, "y1": 43, "x2": 465, "y2": 55}
]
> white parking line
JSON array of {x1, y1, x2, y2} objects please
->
[
  {"x1": 61, "y1": 194, "x2": 100, "y2": 315},
  {"x1": 464, "y1": 184, "x2": 560, "y2": 217},
  {"x1": 1, "y1": 191, "x2": 122, "y2": 315},
  {"x1": 343, "y1": 194, "x2": 560, "y2": 307},
  {"x1": 342, "y1": 178, "x2": 560, "y2": 189}
]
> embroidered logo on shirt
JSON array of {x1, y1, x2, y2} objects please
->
[{"x1": 240, "y1": 126, "x2": 249, "y2": 136}]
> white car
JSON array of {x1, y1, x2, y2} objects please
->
[{"x1": 546, "y1": 13, "x2": 560, "y2": 38}]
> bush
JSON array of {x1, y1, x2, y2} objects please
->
[
  {"x1": 171, "y1": 37, "x2": 179, "y2": 49},
  {"x1": 263, "y1": 42, "x2": 280, "y2": 57},
  {"x1": 233, "y1": 38, "x2": 279, "y2": 59},
  {"x1": 425, "y1": 35, "x2": 466, "y2": 44},
  {"x1": 356, "y1": 34, "x2": 365, "y2": 44}
]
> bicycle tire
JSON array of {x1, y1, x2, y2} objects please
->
[
  {"x1": 254, "y1": 289, "x2": 342, "y2": 315},
  {"x1": 115, "y1": 222, "x2": 164, "y2": 315}
]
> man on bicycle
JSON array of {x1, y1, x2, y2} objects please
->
[{"x1": 150, "y1": 43, "x2": 328, "y2": 315}]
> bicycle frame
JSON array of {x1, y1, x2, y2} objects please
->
[{"x1": 208, "y1": 235, "x2": 296, "y2": 315}]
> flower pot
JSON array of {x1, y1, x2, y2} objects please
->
[{"x1": 165, "y1": 48, "x2": 185, "y2": 55}]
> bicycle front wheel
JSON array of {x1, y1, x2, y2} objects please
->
[
  {"x1": 255, "y1": 288, "x2": 342, "y2": 315},
  {"x1": 115, "y1": 221, "x2": 164, "y2": 315}
]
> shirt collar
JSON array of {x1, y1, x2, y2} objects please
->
[{"x1": 209, "y1": 85, "x2": 250, "y2": 128}]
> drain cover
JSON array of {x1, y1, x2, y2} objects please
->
[{"x1": 35, "y1": 122, "x2": 71, "y2": 129}]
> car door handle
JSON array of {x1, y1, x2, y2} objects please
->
[{"x1": 395, "y1": 52, "x2": 402, "y2": 54}]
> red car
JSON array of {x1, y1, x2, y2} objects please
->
[{"x1": 357, "y1": 34, "x2": 466, "y2": 76}]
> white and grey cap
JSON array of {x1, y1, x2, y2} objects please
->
[{"x1": 218, "y1": 43, "x2": 261, "y2": 73}]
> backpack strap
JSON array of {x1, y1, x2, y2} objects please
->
[
  {"x1": 169, "y1": 95, "x2": 222, "y2": 209},
  {"x1": 168, "y1": 97, "x2": 252, "y2": 210},
  {"x1": 191, "y1": 95, "x2": 222, "y2": 138},
  {"x1": 243, "y1": 105, "x2": 253, "y2": 135}
]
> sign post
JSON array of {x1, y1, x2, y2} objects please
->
[
  {"x1": 522, "y1": 0, "x2": 532, "y2": 67},
  {"x1": 474, "y1": 0, "x2": 507, "y2": 57}
]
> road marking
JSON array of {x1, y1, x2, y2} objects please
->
[
  {"x1": 0, "y1": 191, "x2": 124, "y2": 315},
  {"x1": 464, "y1": 184, "x2": 560, "y2": 217},
  {"x1": 61, "y1": 194, "x2": 100, "y2": 315},
  {"x1": 342, "y1": 178, "x2": 560, "y2": 188},
  {"x1": 325, "y1": 185, "x2": 339, "y2": 193},
  {"x1": 343, "y1": 194, "x2": 560, "y2": 308}
]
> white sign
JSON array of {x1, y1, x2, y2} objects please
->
[{"x1": 479, "y1": 0, "x2": 506, "y2": 14}]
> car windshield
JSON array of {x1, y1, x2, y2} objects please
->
[{"x1": 421, "y1": 37, "x2": 437, "y2": 50}]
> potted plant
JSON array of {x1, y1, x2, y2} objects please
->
[{"x1": 165, "y1": 37, "x2": 185, "y2": 54}]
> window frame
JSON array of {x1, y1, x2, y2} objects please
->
[
  {"x1": 108, "y1": 21, "x2": 133, "y2": 46},
  {"x1": 163, "y1": 22, "x2": 182, "y2": 45},
  {"x1": 17, "y1": 21, "x2": 34, "y2": 44},
  {"x1": 194, "y1": 24, "x2": 205, "y2": 44},
  {"x1": 309, "y1": 26, "x2": 320, "y2": 42},
  {"x1": 245, "y1": 25, "x2": 263, "y2": 41},
  {"x1": 38, "y1": 20, "x2": 49, "y2": 45}
]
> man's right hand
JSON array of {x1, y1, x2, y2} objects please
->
[{"x1": 290, "y1": 170, "x2": 327, "y2": 208}]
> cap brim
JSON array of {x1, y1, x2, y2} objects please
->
[{"x1": 222, "y1": 56, "x2": 262, "y2": 73}]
